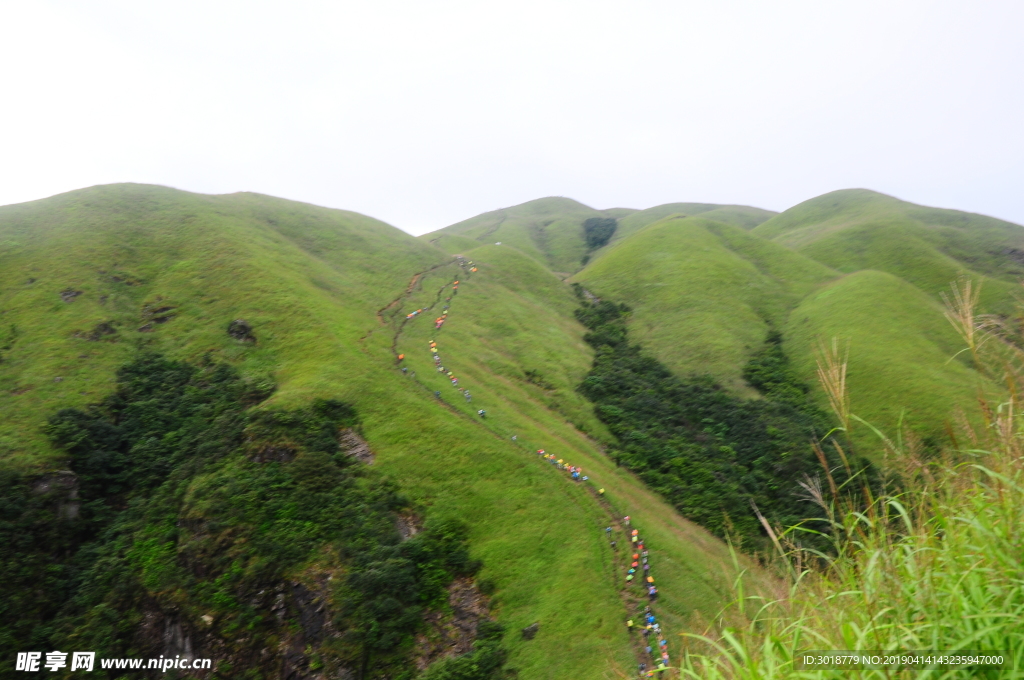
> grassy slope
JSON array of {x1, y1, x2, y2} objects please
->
[
  {"x1": 568, "y1": 191, "x2": 1016, "y2": 453},
  {"x1": 572, "y1": 215, "x2": 836, "y2": 394},
  {"x1": 0, "y1": 184, "x2": 441, "y2": 466},
  {"x1": 0, "y1": 184, "x2": 753, "y2": 678},
  {"x1": 610, "y1": 203, "x2": 778, "y2": 247},
  {"x1": 422, "y1": 197, "x2": 610, "y2": 274},
  {"x1": 752, "y1": 189, "x2": 1024, "y2": 309},
  {"x1": 389, "y1": 244, "x2": 763, "y2": 675},
  {"x1": 783, "y1": 270, "x2": 991, "y2": 448}
]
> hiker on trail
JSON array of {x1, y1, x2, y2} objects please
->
[
  {"x1": 465, "y1": 392, "x2": 471, "y2": 402},
  {"x1": 397, "y1": 354, "x2": 405, "y2": 361},
  {"x1": 626, "y1": 574, "x2": 634, "y2": 582},
  {"x1": 477, "y1": 409, "x2": 486, "y2": 418},
  {"x1": 627, "y1": 619, "x2": 634, "y2": 631},
  {"x1": 624, "y1": 516, "x2": 630, "y2": 526},
  {"x1": 605, "y1": 527, "x2": 612, "y2": 534},
  {"x1": 646, "y1": 614, "x2": 655, "y2": 625},
  {"x1": 632, "y1": 529, "x2": 639, "y2": 537},
  {"x1": 401, "y1": 367, "x2": 408, "y2": 374},
  {"x1": 511, "y1": 435, "x2": 517, "y2": 442},
  {"x1": 643, "y1": 563, "x2": 650, "y2": 573},
  {"x1": 628, "y1": 568, "x2": 636, "y2": 574},
  {"x1": 632, "y1": 561, "x2": 639, "y2": 568}
]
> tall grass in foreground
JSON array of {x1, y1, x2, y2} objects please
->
[{"x1": 677, "y1": 279, "x2": 1024, "y2": 679}]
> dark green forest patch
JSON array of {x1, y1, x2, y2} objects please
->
[
  {"x1": 572, "y1": 285, "x2": 870, "y2": 548},
  {"x1": 0, "y1": 354, "x2": 508, "y2": 679}
]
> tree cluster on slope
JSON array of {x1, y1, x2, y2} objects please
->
[
  {"x1": 1, "y1": 354, "x2": 507, "y2": 679},
  {"x1": 573, "y1": 286, "x2": 868, "y2": 548}
]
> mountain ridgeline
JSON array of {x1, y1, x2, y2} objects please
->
[{"x1": 2, "y1": 183, "x2": 1024, "y2": 678}]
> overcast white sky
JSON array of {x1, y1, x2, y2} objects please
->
[{"x1": 1, "y1": 1, "x2": 1021, "y2": 235}]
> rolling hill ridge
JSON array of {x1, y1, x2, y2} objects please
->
[{"x1": 2, "y1": 182, "x2": 1022, "y2": 678}]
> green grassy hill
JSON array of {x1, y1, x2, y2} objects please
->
[
  {"x1": 610, "y1": 203, "x2": 777, "y2": 247},
  {"x1": 752, "y1": 189, "x2": 1024, "y2": 308},
  {"x1": 0, "y1": 184, "x2": 755, "y2": 678},
  {"x1": 783, "y1": 270, "x2": 989, "y2": 449},
  {"x1": 6, "y1": 182, "x2": 1020, "y2": 676},
  {"x1": 563, "y1": 192, "x2": 1019, "y2": 451},
  {"x1": 423, "y1": 198, "x2": 777, "y2": 277},
  {"x1": 572, "y1": 215, "x2": 836, "y2": 395},
  {"x1": 422, "y1": 197, "x2": 610, "y2": 274}
]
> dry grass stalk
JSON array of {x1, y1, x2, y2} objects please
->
[
  {"x1": 815, "y1": 337, "x2": 850, "y2": 433},
  {"x1": 940, "y1": 275, "x2": 983, "y2": 365}
]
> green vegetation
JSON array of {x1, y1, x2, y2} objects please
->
[
  {"x1": 5, "y1": 182, "x2": 1024, "y2": 677},
  {"x1": 424, "y1": 197, "x2": 610, "y2": 274},
  {"x1": 572, "y1": 289, "x2": 865, "y2": 546},
  {"x1": 681, "y1": 441, "x2": 1024, "y2": 679},
  {"x1": 752, "y1": 189, "x2": 1024, "y2": 306},
  {"x1": 420, "y1": 622, "x2": 509, "y2": 680},
  {"x1": 678, "y1": 301, "x2": 1024, "y2": 679},
  {"x1": 783, "y1": 270, "x2": 994, "y2": 450},
  {"x1": 573, "y1": 215, "x2": 837, "y2": 395},
  {"x1": 1, "y1": 184, "x2": 757, "y2": 678},
  {"x1": 606, "y1": 203, "x2": 778, "y2": 250},
  {"x1": 584, "y1": 217, "x2": 618, "y2": 250},
  {"x1": 3, "y1": 353, "x2": 501, "y2": 678}
]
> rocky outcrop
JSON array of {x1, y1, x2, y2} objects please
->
[
  {"x1": 338, "y1": 428, "x2": 373, "y2": 464},
  {"x1": 228, "y1": 319, "x2": 257, "y2": 343},
  {"x1": 32, "y1": 470, "x2": 80, "y2": 520}
]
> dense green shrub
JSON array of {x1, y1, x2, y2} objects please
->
[
  {"x1": 573, "y1": 291, "x2": 867, "y2": 547},
  {"x1": 1, "y1": 353, "x2": 505, "y2": 678},
  {"x1": 583, "y1": 217, "x2": 618, "y2": 250},
  {"x1": 418, "y1": 621, "x2": 510, "y2": 680}
]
